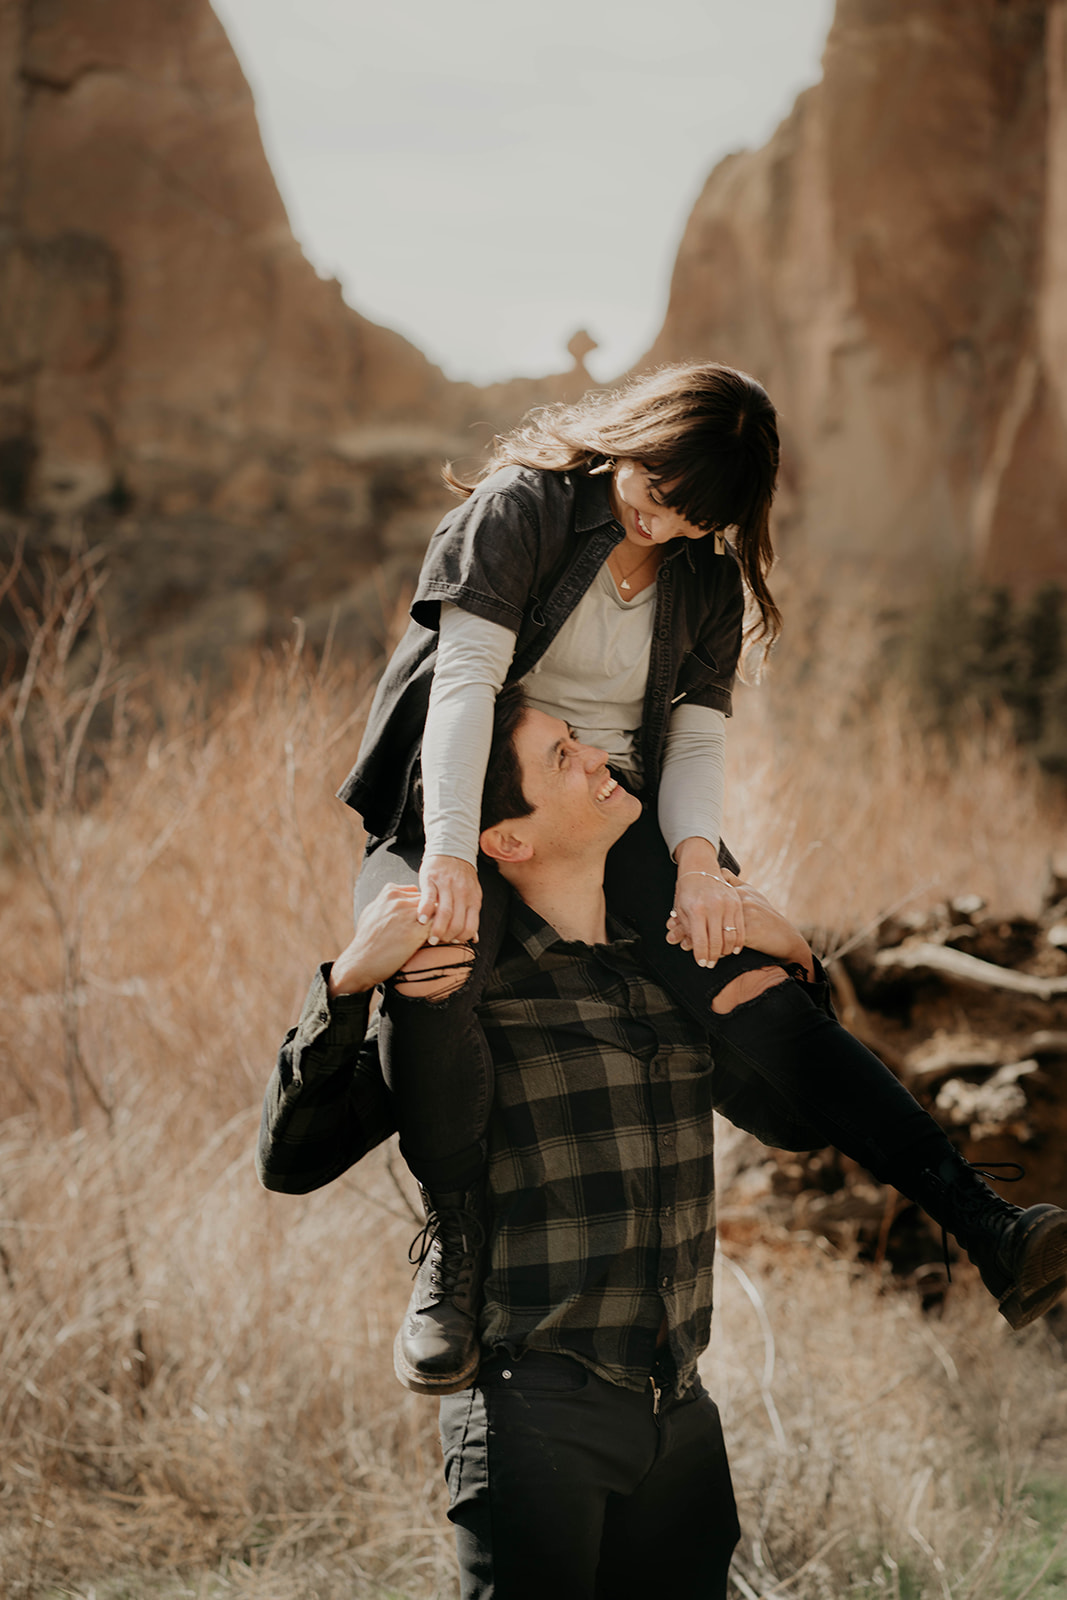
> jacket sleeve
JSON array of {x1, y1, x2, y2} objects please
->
[
  {"x1": 410, "y1": 475, "x2": 545, "y2": 633},
  {"x1": 675, "y1": 549, "x2": 746, "y2": 717},
  {"x1": 256, "y1": 967, "x2": 396, "y2": 1195}
]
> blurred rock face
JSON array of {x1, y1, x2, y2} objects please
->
[
  {"x1": 5, "y1": 0, "x2": 1065, "y2": 669},
  {"x1": 0, "y1": 0, "x2": 453, "y2": 524},
  {"x1": 645, "y1": 0, "x2": 1067, "y2": 596}
]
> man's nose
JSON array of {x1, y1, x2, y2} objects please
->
[{"x1": 580, "y1": 742, "x2": 610, "y2": 771}]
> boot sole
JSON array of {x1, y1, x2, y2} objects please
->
[
  {"x1": 999, "y1": 1205, "x2": 1067, "y2": 1331},
  {"x1": 393, "y1": 1329, "x2": 481, "y2": 1396}
]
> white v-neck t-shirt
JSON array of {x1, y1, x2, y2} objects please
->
[
  {"x1": 523, "y1": 562, "x2": 655, "y2": 772},
  {"x1": 420, "y1": 595, "x2": 726, "y2": 867}
]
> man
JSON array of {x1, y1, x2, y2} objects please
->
[
  {"x1": 258, "y1": 686, "x2": 827, "y2": 1597},
  {"x1": 258, "y1": 686, "x2": 1067, "y2": 1598}
]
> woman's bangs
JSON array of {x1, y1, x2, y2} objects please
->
[{"x1": 654, "y1": 455, "x2": 733, "y2": 534}]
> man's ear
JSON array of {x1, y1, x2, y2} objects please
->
[{"x1": 479, "y1": 824, "x2": 534, "y2": 865}]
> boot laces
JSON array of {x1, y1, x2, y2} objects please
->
[
  {"x1": 408, "y1": 1204, "x2": 486, "y2": 1298},
  {"x1": 940, "y1": 1160, "x2": 1025, "y2": 1284}
]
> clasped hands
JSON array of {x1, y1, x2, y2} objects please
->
[
  {"x1": 328, "y1": 860, "x2": 481, "y2": 1000},
  {"x1": 328, "y1": 854, "x2": 811, "y2": 998},
  {"x1": 667, "y1": 867, "x2": 812, "y2": 976}
]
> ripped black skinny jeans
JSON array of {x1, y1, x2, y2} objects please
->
[{"x1": 353, "y1": 797, "x2": 949, "y2": 1194}]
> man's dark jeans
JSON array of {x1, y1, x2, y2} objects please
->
[{"x1": 439, "y1": 1350, "x2": 740, "y2": 1599}]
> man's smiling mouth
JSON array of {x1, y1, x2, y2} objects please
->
[{"x1": 596, "y1": 776, "x2": 618, "y2": 801}]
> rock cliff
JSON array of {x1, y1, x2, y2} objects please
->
[
  {"x1": 0, "y1": 0, "x2": 467, "y2": 511},
  {"x1": 0, "y1": 0, "x2": 488, "y2": 662},
  {"x1": 645, "y1": 0, "x2": 1067, "y2": 596}
]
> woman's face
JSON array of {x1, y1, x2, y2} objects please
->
[{"x1": 610, "y1": 460, "x2": 710, "y2": 552}]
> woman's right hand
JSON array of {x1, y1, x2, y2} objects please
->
[{"x1": 418, "y1": 854, "x2": 482, "y2": 945}]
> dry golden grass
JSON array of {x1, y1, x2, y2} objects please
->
[
  {"x1": 710, "y1": 1242, "x2": 1067, "y2": 1600},
  {"x1": 2, "y1": 560, "x2": 1066, "y2": 1598},
  {"x1": 725, "y1": 584, "x2": 1067, "y2": 955}
]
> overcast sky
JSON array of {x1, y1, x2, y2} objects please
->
[{"x1": 212, "y1": 0, "x2": 835, "y2": 384}]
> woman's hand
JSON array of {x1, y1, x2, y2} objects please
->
[
  {"x1": 667, "y1": 869, "x2": 814, "y2": 978},
  {"x1": 418, "y1": 854, "x2": 482, "y2": 945},
  {"x1": 666, "y1": 868, "x2": 745, "y2": 967}
]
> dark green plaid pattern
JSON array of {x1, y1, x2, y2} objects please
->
[{"x1": 478, "y1": 900, "x2": 717, "y2": 1397}]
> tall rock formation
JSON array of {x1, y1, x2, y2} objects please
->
[
  {"x1": 646, "y1": 0, "x2": 1067, "y2": 596},
  {"x1": 0, "y1": 0, "x2": 479, "y2": 662},
  {"x1": 0, "y1": 0, "x2": 463, "y2": 517}
]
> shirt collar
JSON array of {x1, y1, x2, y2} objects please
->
[
  {"x1": 509, "y1": 895, "x2": 563, "y2": 961},
  {"x1": 572, "y1": 470, "x2": 619, "y2": 536},
  {"x1": 508, "y1": 890, "x2": 640, "y2": 960}
]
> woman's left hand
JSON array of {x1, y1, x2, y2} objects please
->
[{"x1": 667, "y1": 869, "x2": 745, "y2": 967}]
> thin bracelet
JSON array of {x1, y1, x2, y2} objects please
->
[{"x1": 677, "y1": 871, "x2": 725, "y2": 882}]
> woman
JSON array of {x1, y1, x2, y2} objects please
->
[{"x1": 339, "y1": 364, "x2": 1067, "y2": 1393}]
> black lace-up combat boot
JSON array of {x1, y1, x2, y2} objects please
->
[
  {"x1": 916, "y1": 1150, "x2": 1067, "y2": 1329},
  {"x1": 393, "y1": 1185, "x2": 486, "y2": 1395}
]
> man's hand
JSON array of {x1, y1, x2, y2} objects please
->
[
  {"x1": 328, "y1": 885, "x2": 432, "y2": 998},
  {"x1": 418, "y1": 854, "x2": 482, "y2": 946}
]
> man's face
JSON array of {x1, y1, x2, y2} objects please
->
[{"x1": 511, "y1": 709, "x2": 641, "y2": 861}]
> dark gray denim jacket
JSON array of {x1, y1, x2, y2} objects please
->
[{"x1": 338, "y1": 466, "x2": 745, "y2": 841}]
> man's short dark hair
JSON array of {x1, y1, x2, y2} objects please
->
[{"x1": 480, "y1": 682, "x2": 535, "y2": 834}]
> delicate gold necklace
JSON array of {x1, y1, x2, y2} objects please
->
[{"x1": 610, "y1": 544, "x2": 661, "y2": 592}]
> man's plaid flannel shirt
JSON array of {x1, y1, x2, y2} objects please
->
[{"x1": 257, "y1": 892, "x2": 718, "y2": 1398}]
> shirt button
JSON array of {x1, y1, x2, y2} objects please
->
[
  {"x1": 661, "y1": 1133, "x2": 674, "y2": 1148},
  {"x1": 662, "y1": 1205, "x2": 673, "y2": 1218},
  {"x1": 661, "y1": 1275, "x2": 671, "y2": 1288}
]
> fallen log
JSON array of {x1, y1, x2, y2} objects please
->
[
  {"x1": 1027, "y1": 1029, "x2": 1067, "y2": 1055},
  {"x1": 873, "y1": 942, "x2": 1067, "y2": 1000},
  {"x1": 825, "y1": 959, "x2": 907, "y2": 1073}
]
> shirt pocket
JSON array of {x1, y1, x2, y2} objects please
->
[{"x1": 673, "y1": 643, "x2": 723, "y2": 701}]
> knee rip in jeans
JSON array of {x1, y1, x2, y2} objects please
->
[
  {"x1": 711, "y1": 964, "x2": 790, "y2": 1015},
  {"x1": 390, "y1": 943, "x2": 476, "y2": 1002}
]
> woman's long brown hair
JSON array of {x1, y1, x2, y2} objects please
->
[{"x1": 445, "y1": 363, "x2": 782, "y2": 649}]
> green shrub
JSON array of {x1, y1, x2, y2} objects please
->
[{"x1": 888, "y1": 580, "x2": 1067, "y2": 776}]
